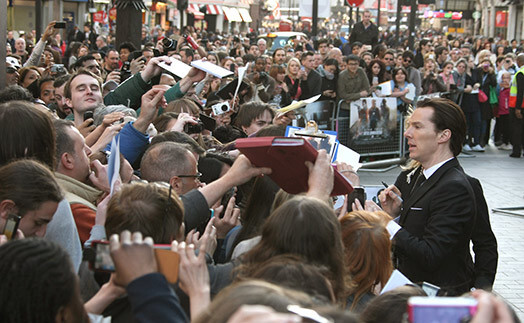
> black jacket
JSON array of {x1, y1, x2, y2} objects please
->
[
  {"x1": 349, "y1": 22, "x2": 379, "y2": 46},
  {"x1": 393, "y1": 159, "x2": 476, "y2": 295}
]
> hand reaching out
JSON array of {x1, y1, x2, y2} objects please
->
[
  {"x1": 110, "y1": 231, "x2": 157, "y2": 287},
  {"x1": 213, "y1": 196, "x2": 241, "y2": 239}
]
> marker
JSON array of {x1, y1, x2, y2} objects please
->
[{"x1": 381, "y1": 181, "x2": 403, "y2": 203}]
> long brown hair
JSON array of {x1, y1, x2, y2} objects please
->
[
  {"x1": 235, "y1": 196, "x2": 347, "y2": 302},
  {"x1": 340, "y1": 211, "x2": 393, "y2": 309}
]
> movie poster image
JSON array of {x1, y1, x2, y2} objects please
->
[{"x1": 349, "y1": 97, "x2": 397, "y2": 146}]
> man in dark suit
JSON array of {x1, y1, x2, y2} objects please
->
[
  {"x1": 299, "y1": 51, "x2": 322, "y2": 100},
  {"x1": 379, "y1": 98, "x2": 479, "y2": 295}
]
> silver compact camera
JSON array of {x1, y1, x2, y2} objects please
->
[{"x1": 211, "y1": 101, "x2": 231, "y2": 116}]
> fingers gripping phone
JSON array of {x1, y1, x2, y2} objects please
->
[
  {"x1": 2, "y1": 213, "x2": 21, "y2": 240},
  {"x1": 89, "y1": 241, "x2": 180, "y2": 283}
]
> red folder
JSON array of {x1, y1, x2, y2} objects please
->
[{"x1": 235, "y1": 136, "x2": 354, "y2": 196}]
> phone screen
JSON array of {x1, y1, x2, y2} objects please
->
[{"x1": 94, "y1": 243, "x2": 115, "y2": 271}]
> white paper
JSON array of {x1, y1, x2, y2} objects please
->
[
  {"x1": 232, "y1": 63, "x2": 249, "y2": 108},
  {"x1": 334, "y1": 143, "x2": 362, "y2": 171},
  {"x1": 405, "y1": 83, "x2": 416, "y2": 101},
  {"x1": 157, "y1": 57, "x2": 191, "y2": 78},
  {"x1": 378, "y1": 81, "x2": 392, "y2": 96},
  {"x1": 380, "y1": 269, "x2": 413, "y2": 295},
  {"x1": 349, "y1": 102, "x2": 359, "y2": 128},
  {"x1": 191, "y1": 60, "x2": 234, "y2": 79}
]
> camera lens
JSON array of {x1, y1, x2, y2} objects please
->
[{"x1": 221, "y1": 104, "x2": 228, "y2": 111}]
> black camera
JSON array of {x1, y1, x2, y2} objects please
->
[
  {"x1": 162, "y1": 38, "x2": 178, "y2": 51},
  {"x1": 184, "y1": 120, "x2": 205, "y2": 134},
  {"x1": 120, "y1": 61, "x2": 132, "y2": 82}
]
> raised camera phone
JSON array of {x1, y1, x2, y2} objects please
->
[
  {"x1": 408, "y1": 297, "x2": 477, "y2": 323},
  {"x1": 50, "y1": 64, "x2": 66, "y2": 74},
  {"x1": 211, "y1": 101, "x2": 231, "y2": 116},
  {"x1": 89, "y1": 241, "x2": 180, "y2": 283},
  {"x1": 184, "y1": 120, "x2": 205, "y2": 134},
  {"x1": 2, "y1": 213, "x2": 21, "y2": 240},
  {"x1": 54, "y1": 21, "x2": 66, "y2": 29}
]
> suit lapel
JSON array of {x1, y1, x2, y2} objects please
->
[{"x1": 400, "y1": 158, "x2": 459, "y2": 225}]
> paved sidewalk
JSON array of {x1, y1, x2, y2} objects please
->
[{"x1": 357, "y1": 144, "x2": 524, "y2": 320}]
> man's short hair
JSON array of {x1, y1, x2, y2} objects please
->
[
  {"x1": 64, "y1": 69, "x2": 102, "y2": 99},
  {"x1": 350, "y1": 42, "x2": 363, "y2": 50},
  {"x1": 150, "y1": 130, "x2": 206, "y2": 157},
  {"x1": 234, "y1": 102, "x2": 275, "y2": 129},
  {"x1": 0, "y1": 85, "x2": 34, "y2": 103},
  {"x1": 300, "y1": 51, "x2": 314, "y2": 62},
  {"x1": 402, "y1": 51, "x2": 415, "y2": 60},
  {"x1": 416, "y1": 98, "x2": 466, "y2": 157},
  {"x1": 435, "y1": 46, "x2": 447, "y2": 57},
  {"x1": 53, "y1": 119, "x2": 76, "y2": 169},
  {"x1": 345, "y1": 54, "x2": 360, "y2": 63},
  {"x1": 106, "y1": 181, "x2": 184, "y2": 244},
  {"x1": 180, "y1": 47, "x2": 194, "y2": 58},
  {"x1": 118, "y1": 41, "x2": 136, "y2": 53},
  {"x1": 140, "y1": 142, "x2": 193, "y2": 183},
  {"x1": 53, "y1": 74, "x2": 72, "y2": 89},
  {"x1": 383, "y1": 49, "x2": 395, "y2": 57},
  {"x1": 0, "y1": 238, "x2": 79, "y2": 322},
  {"x1": 71, "y1": 54, "x2": 96, "y2": 71},
  {"x1": 318, "y1": 38, "x2": 328, "y2": 46}
]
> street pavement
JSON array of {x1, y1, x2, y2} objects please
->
[{"x1": 357, "y1": 144, "x2": 524, "y2": 320}]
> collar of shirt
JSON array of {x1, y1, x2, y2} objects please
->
[{"x1": 423, "y1": 157, "x2": 454, "y2": 180}]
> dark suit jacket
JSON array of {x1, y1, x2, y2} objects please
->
[
  {"x1": 393, "y1": 158, "x2": 476, "y2": 295},
  {"x1": 299, "y1": 69, "x2": 322, "y2": 100},
  {"x1": 462, "y1": 172, "x2": 498, "y2": 290}
]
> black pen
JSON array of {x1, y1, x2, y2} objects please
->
[{"x1": 381, "y1": 181, "x2": 403, "y2": 203}]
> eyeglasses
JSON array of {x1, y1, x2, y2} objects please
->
[
  {"x1": 384, "y1": 57, "x2": 394, "y2": 61},
  {"x1": 176, "y1": 172, "x2": 202, "y2": 180},
  {"x1": 403, "y1": 59, "x2": 412, "y2": 63}
]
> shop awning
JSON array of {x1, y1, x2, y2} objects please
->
[
  {"x1": 187, "y1": 4, "x2": 205, "y2": 19},
  {"x1": 206, "y1": 4, "x2": 222, "y2": 15},
  {"x1": 223, "y1": 7, "x2": 243, "y2": 22},
  {"x1": 238, "y1": 8, "x2": 252, "y2": 22}
]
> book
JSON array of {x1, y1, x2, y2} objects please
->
[{"x1": 235, "y1": 136, "x2": 354, "y2": 196}]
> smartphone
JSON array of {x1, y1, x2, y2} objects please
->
[
  {"x1": 89, "y1": 241, "x2": 180, "y2": 283},
  {"x1": 408, "y1": 297, "x2": 477, "y2": 323},
  {"x1": 2, "y1": 213, "x2": 21, "y2": 240},
  {"x1": 54, "y1": 21, "x2": 66, "y2": 29},
  {"x1": 199, "y1": 113, "x2": 216, "y2": 132},
  {"x1": 83, "y1": 111, "x2": 94, "y2": 120},
  {"x1": 230, "y1": 63, "x2": 236, "y2": 73}
]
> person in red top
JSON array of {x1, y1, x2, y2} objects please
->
[{"x1": 494, "y1": 72, "x2": 512, "y2": 150}]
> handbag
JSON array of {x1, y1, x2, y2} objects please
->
[
  {"x1": 489, "y1": 86, "x2": 498, "y2": 104},
  {"x1": 478, "y1": 90, "x2": 488, "y2": 103}
]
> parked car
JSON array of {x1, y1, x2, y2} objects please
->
[{"x1": 258, "y1": 32, "x2": 309, "y2": 54}]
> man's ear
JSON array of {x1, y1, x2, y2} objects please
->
[
  {"x1": 169, "y1": 176, "x2": 183, "y2": 195},
  {"x1": 64, "y1": 98, "x2": 73, "y2": 110},
  {"x1": 60, "y1": 152, "x2": 75, "y2": 171},
  {"x1": 438, "y1": 129, "x2": 451, "y2": 144},
  {"x1": 0, "y1": 200, "x2": 17, "y2": 220}
]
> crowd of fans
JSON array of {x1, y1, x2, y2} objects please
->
[{"x1": 0, "y1": 11, "x2": 521, "y2": 323}]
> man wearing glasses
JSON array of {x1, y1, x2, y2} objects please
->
[{"x1": 402, "y1": 51, "x2": 422, "y2": 96}]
